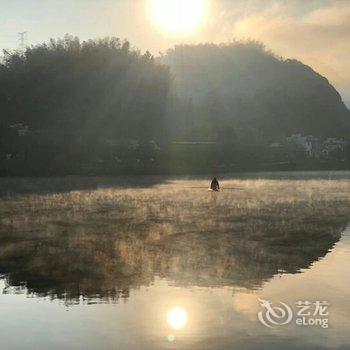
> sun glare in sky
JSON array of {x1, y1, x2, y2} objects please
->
[{"x1": 149, "y1": 0, "x2": 207, "y2": 35}]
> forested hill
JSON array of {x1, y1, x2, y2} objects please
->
[
  {"x1": 162, "y1": 42, "x2": 350, "y2": 142},
  {"x1": 0, "y1": 37, "x2": 171, "y2": 174},
  {"x1": 0, "y1": 36, "x2": 170, "y2": 143},
  {"x1": 1, "y1": 37, "x2": 350, "y2": 175}
]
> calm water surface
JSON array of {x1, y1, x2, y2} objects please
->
[{"x1": 0, "y1": 174, "x2": 350, "y2": 349}]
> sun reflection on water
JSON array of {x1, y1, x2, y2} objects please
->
[{"x1": 166, "y1": 306, "x2": 188, "y2": 330}]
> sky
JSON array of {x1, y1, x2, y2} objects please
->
[{"x1": 1, "y1": 0, "x2": 349, "y2": 107}]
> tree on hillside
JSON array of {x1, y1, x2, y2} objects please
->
[
  {"x1": 162, "y1": 41, "x2": 350, "y2": 143},
  {"x1": 0, "y1": 35, "x2": 171, "y2": 174}
]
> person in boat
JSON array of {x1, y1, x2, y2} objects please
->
[{"x1": 210, "y1": 177, "x2": 220, "y2": 191}]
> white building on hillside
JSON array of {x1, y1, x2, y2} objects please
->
[{"x1": 286, "y1": 134, "x2": 347, "y2": 158}]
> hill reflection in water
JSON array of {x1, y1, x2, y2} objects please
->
[{"x1": 0, "y1": 177, "x2": 349, "y2": 302}]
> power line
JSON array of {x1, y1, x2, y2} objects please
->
[{"x1": 17, "y1": 31, "x2": 27, "y2": 51}]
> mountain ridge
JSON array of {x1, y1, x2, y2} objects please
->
[{"x1": 161, "y1": 42, "x2": 350, "y2": 142}]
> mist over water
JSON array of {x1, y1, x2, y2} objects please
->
[{"x1": 0, "y1": 173, "x2": 350, "y2": 349}]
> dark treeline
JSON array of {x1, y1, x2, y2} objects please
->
[
  {"x1": 162, "y1": 42, "x2": 350, "y2": 171},
  {"x1": 163, "y1": 42, "x2": 350, "y2": 141},
  {"x1": 0, "y1": 36, "x2": 170, "y2": 175},
  {"x1": 1, "y1": 36, "x2": 350, "y2": 176}
]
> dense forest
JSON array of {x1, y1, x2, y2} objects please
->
[
  {"x1": 163, "y1": 42, "x2": 350, "y2": 141},
  {"x1": 1, "y1": 36, "x2": 350, "y2": 175}
]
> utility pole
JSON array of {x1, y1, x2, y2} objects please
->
[{"x1": 17, "y1": 31, "x2": 27, "y2": 52}]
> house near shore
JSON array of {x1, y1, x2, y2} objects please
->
[
  {"x1": 286, "y1": 134, "x2": 319, "y2": 157},
  {"x1": 322, "y1": 138, "x2": 347, "y2": 157},
  {"x1": 285, "y1": 134, "x2": 347, "y2": 158},
  {"x1": 9, "y1": 123, "x2": 29, "y2": 137}
]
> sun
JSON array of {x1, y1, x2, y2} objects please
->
[
  {"x1": 149, "y1": 0, "x2": 207, "y2": 35},
  {"x1": 166, "y1": 306, "x2": 188, "y2": 330}
]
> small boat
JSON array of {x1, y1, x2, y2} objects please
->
[{"x1": 209, "y1": 177, "x2": 220, "y2": 192}]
